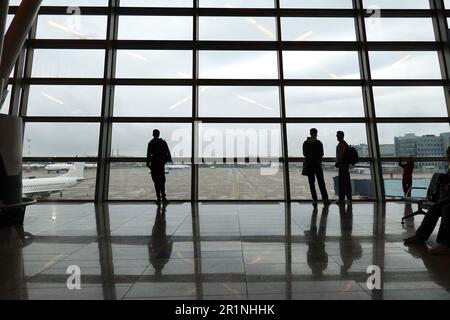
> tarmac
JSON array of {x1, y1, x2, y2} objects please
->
[{"x1": 22, "y1": 165, "x2": 379, "y2": 201}]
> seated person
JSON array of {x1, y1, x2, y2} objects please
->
[{"x1": 404, "y1": 147, "x2": 450, "y2": 255}]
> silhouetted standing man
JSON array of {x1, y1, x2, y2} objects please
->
[
  {"x1": 336, "y1": 131, "x2": 352, "y2": 203},
  {"x1": 303, "y1": 128, "x2": 330, "y2": 206},
  {"x1": 147, "y1": 129, "x2": 172, "y2": 204}
]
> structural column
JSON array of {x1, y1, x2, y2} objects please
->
[
  {"x1": 95, "y1": 0, "x2": 119, "y2": 202},
  {"x1": 353, "y1": 0, "x2": 385, "y2": 202},
  {"x1": 0, "y1": 0, "x2": 9, "y2": 109},
  {"x1": 431, "y1": 0, "x2": 450, "y2": 119},
  {"x1": 275, "y1": 0, "x2": 291, "y2": 203},
  {"x1": 191, "y1": 0, "x2": 200, "y2": 202}
]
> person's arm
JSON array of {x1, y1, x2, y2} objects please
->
[
  {"x1": 303, "y1": 141, "x2": 308, "y2": 158},
  {"x1": 164, "y1": 141, "x2": 172, "y2": 164},
  {"x1": 337, "y1": 142, "x2": 345, "y2": 162},
  {"x1": 146, "y1": 142, "x2": 152, "y2": 168},
  {"x1": 319, "y1": 141, "x2": 324, "y2": 159}
]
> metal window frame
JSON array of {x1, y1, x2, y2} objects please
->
[{"x1": 14, "y1": 1, "x2": 450, "y2": 203}]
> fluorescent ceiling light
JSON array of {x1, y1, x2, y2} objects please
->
[
  {"x1": 47, "y1": 20, "x2": 87, "y2": 39},
  {"x1": 42, "y1": 92, "x2": 64, "y2": 105},
  {"x1": 237, "y1": 95, "x2": 273, "y2": 111}
]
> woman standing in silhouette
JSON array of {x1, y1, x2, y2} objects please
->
[{"x1": 399, "y1": 157, "x2": 414, "y2": 196}]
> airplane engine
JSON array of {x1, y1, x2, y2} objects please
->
[{"x1": 0, "y1": 115, "x2": 27, "y2": 227}]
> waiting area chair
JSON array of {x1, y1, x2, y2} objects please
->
[{"x1": 401, "y1": 173, "x2": 442, "y2": 225}]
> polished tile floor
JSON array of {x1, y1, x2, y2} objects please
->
[{"x1": 1, "y1": 202, "x2": 449, "y2": 300}]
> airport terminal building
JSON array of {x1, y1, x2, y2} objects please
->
[{"x1": 1, "y1": 0, "x2": 450, "y2": 301}]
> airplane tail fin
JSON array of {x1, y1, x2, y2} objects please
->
[{"x1": 63, "y1": 162, "x2": 85, "y2": 179}]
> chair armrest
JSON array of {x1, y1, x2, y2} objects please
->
[{"x1": 402, "y1": 196, "x2": 427, "y2": 203}]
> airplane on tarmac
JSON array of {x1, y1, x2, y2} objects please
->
[
  {"x1": 44, "y1": 163, "x2": 72, "y2": 173},
  {"x1": 23, "y1": 163, "x2": 86, "y2": 199},
  {"x1": 166, "y1": 164, "x2": 190, "y2": 171},
  {"x1": 45, "y1": 162, "x2": 97, "y2": 173}
]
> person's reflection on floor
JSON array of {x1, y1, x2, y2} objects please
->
[
  {"x1": 338, "y1": 204, "x2": 362, "y2": 277},
  {"x1": 148, "y1": 203, "x2": 173, "y2": 279},
  {"x1": 305, "y1": 204, "x2": 330, "y2": 278},
  {"x1": 407, "y1": 245, "x2": 450, "y2": 291}
]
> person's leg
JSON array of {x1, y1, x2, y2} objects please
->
[
  {"x1": 308, "y1": 172, "x2": 318, "y2": 202},
  {"x1": 338, "y1": 167, "x2": 346, "y2": 201},
  {"x1": 345, "y1": 168, "x2": 352, "y2": 201},
  {"x1": 415, "y1": 201, "x2": 447, "y2": 241},
  {"x1": 151, "y1": 170, "x2": 161, "y2": 200},
  {"x1": 403, "y1": 179, "x2": 412, "y2": 196},
  {"x1": 316, "y1": 167, "x2": 329, "y2": 200},
  {"x1": 436, "y1": 204, "x2": 450, "y2": 247}
]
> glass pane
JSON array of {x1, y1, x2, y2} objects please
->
[
  {"x1": 0, "y1": 85, "x2": 12, "y2": 115},
  {"x1": 120, "y1": 0, "x2": 192, "y2": 6},
  {"x1": 116, "y1": 50, "x2": 192, "y2": 79},
  {"x1": 198, "y1": 86, "x2": 280, "y2": 118},
  {"x1": 282, "y1": 18, "x2": 356, "y2": 42},
  {"x1": 23, "y1": 161, "x2": 96, "y2": 200},
  {"x1": 285, "y1": 87, "x2": 365, "y2": 118},
  {"x1": 199, "y1": 51, "x2": 278, "y2": 79},
  {"x1": 283, "y1": 51, "x2": 360, "y2": 79},
  {"x1": 290, "y1": 163, "x2": 374, "y2": 200},
  {"x1": 32, "y1": 49, "x2": 105, "y2": 78},
  {"x1": 369, "y1": 51, "x2": 442, "y2": 79},
  {"x1": 109, "y1": 162, "x2": 191, "y2": 200},
  {"x1": 200, "y1": 0, "x2": 275, "y2": 8},
  {"x1": 287, "y1": 123, "x2": 368, "y2": 158},
  {"x1": 23, "y1": 123, "x2": 99, "y2": 157},
  {"x1": 198, "y1": 123, "x2": 282, "y2": 159},
  {"x1": 118, "y1": 16, "x2": 193, "y2": 40},
  {"x1": 363, "y1": 0, "x2": 430, "y2": 9},
  {"x1": 40, "y1": 0, "x2": 108, "y2": 5},
  {"x1": 281, "y1": 0, "x2": 353, "y2": 8},
  {"x1": 373, "y1": 87, "x2": 448, "y2": 118},
  {"x1": 114, "y1": 86, "x2": 192, "y2": 117},
  {"x1": 200, "y1": 17, "x2": 276, "y2": 41},
  {"x1": 199, "y1": 163, "x2": 285, "y2": 200},
  {"x1": 365, "y1": 18, "x2": 435, "y2": 42},
  {"x1": 377, "y1": 123, "x2": 450, "y2": 158},
  {"x1": 27, "y1": 86, "x2": 103, "y2": 116},
  {"x1": 111, "y1": 123, "x2": 192, "y2": 158},
  {"x1": 36, "y1": 15, "x2": 107, "y2": 39},
  {"x1": 383, "y1": 161, "x2": 448, "y2": 199}
]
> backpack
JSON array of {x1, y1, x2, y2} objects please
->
[{"x1": 345, "y1": 146, "x2": 359, "y2": 166}]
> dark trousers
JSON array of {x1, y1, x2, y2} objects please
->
[
  {"x1": 308, "y1": 166, "x2": 329, "y2": 201},
  {"x1": 338, "y1": 165, "x2": 352, "y2": 201},
  {"x1": 402, "y1": 179, "x2": 413, "y2": 196},
  {"x1": 416, "y1": 198, "x2": 450, "y2": 247},
  {"x1": 151, "y1": 164, "x2": 166, "y2": 200}
]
